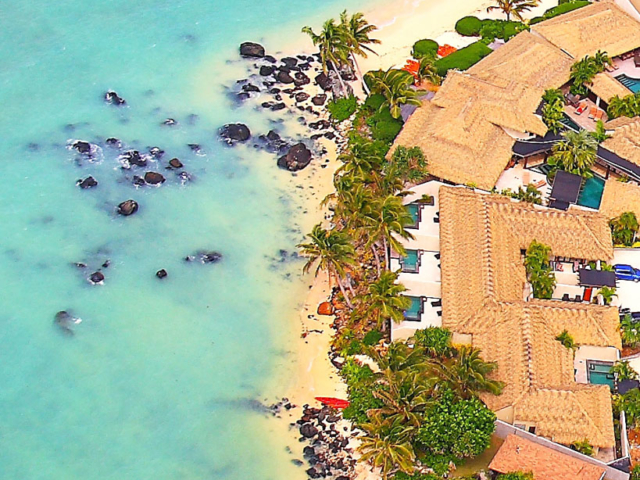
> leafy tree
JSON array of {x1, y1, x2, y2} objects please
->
[
  {"x1": 340, "y1": 11, "x2": 380, "y2": 94},
  {"x1": 297, "y1": 224, "x2": 356, "y2": 308},
  {"x1": 596, "y1": 286, "x2": 616, "y2": 306},
  {"x1": 610, "y1": 211, "x2": 639, "y2": 246},
  {"x1": 302, "y1": 19, "x2": 350, "y2": 95},
  {"x1": 416, "y1": 390, "x2": 496, "y2": 470},
  {"x1": 610, "y1": 360, "x2": 638, "y2": 381},
  {"x1": 429, "y1": 345, "x2": 504, "y2": 399},
  {"x1": 547, "y1": 129, "x2": 597, "y2": 178},
  {"x1": 486, "y1": 0, "x2": 539, "y2": 21},
  {"x1": 621, "y1": 314, "x2": 640, "y2": 348},
  {"x1": 359, "y1": 415, "x2": 416, "y2": 479},
  {"x1": 360, "y1": 270, "x2": 412, "y2": 330},
  {"x1": 571, "y1": 439, "x2": 594, "y2": 456},
  {"x1": 410, "y1": 327, "x2": 454, "y2": 358},
  {"x1": 365, "y1": 68, "x2": 422, "y2": 119},
  {"x1": 555, "y1": 330, "x2": 575, "y2": 349}
]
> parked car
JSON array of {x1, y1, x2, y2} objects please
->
[{"x1": 614, "y1": 264, "x2": 640, "y2": 282}]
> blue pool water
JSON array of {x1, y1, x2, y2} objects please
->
[
  {"x1": 0, "y1": 1, "x2": 378, "y2": 479},
  {"x1": 404, "y1": 296, "x2": 423, "y2": 321},
  {"x1": 577, "y1": 175, "x2": 605, "y2": 209},
  {"x1": 407, "y1": 203, "x2": 420, "y2": 227},
  {"x1": 616, "y1": 74, "x2": 640, "y2": 93},
  {"x1": 402, "y1": 250, "x2": 419, "y2": 272},
  {"x1": 588, "y1": 362, "x2": 615, "y2": 391}
]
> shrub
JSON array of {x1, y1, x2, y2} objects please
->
[
  {"x1": 362, "y1": 329, "x2": 383, "y2": 346},
  {"x1": 434, "y1": 41, "x2": 492, "y2": 76},
  {"x1": 571, "y1": 439, "x2": 594, "y2": 456},
  {"x1": 502, "y1": 21, "x2": 528, "y2": 40},
  {"x1": 363, "y1": 93, "x2": 386, "y2": 113},
  {"x1": 411, "y1": 327, "x2": 453, "y2": 357},
  {"x1": 480, "y1": 19, "x2": 528, "y2": 42},
  {"x1": 368, "y1": 106, "x2": 404, "y2": 143},
  {"x1": 340, "y1": 358, "x2": 384, "y2": 425},
  {"x1": 497, "y1": 474, "x2": 534, "y2": 480},
  {"x1": 327, "y1": 95, "x2": 357, "y2": 122},
  {"x1": 412, "y1": 39, "x2": 439, "y2": 59},
  {"x1": 632, "y1": 464, "x2": 640, "y2": 480},
  {"x1": 555, "y1": 330, "x2": 575, "y2": 349},
  {"x1": 541, "y1": 1, "x2": 590, "y2": 20},
  {"x1": 455, "y1": 16, "x2": 483, "y2": 36}
]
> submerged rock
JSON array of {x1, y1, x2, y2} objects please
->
[
  {"x1": 54, "y1": 310, "x2": 81, "y2": 336},
  {"x1": 88, "y1": 271, "x2": 105, "y2": 285},
  {"x1": 72, "y1": 140, "x2": 93, "y2": 155},
  {"x1": 104, "y1": 90, "x2": 126, "y2": 106},
  {"x1": 117, "y1": 199, "x2": 139, "y2": 216},
  {"x1": 120, "y1": 150, "x2": 147, "y2": 168},
  {"x1": 219, "y1": 123, "x2": 251, "y2": 145},
  {"x1": 239, "y1": 42, "x2": 265, "y2": 58},
  {"x1": 168, "y1": 157, "x2": 183, "y2": 169},
  {"x1": 76, "y1": 176, "x2": 98, "y2": 189},
  {"x1": 156, "y1": 269, "x2": 168, "y2": 279},
  {"x1": 149, "y1": 147, "x2": 165, "y2": 158},
  {"x1": 201, "y1": 251, "x2": 223, "y2": 263},
  {"x1": 144, "y1": 172, "x2": 165, "y2": 185}
]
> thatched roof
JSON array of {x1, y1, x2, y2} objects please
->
[
  {"x1": 602, "y1": 117, "x2": 640, "y2": 166},
  {"x1": 439, "y1": 186, "x2": 617, "y2": 448},
  {"x1": 590, "y1": 72, "x2": 633, "y2": 103},
  {"x1": 600, "y1": 178, "x2": 640, "y2": 220},
  {"x1": 489, "y1": 434, "x2": 606, "y2": 480},
  {"x1": 468, "y1": 31, "x2": 573, "y2": 89},
  {"x1": 532, "y1": 0, "x2": 640, "y2": 59}
]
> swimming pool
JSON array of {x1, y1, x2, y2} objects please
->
[
  {"x1": 577, "y1": 175, "x2": 605, "y2": 209},
  {"x1": 588, "y1": 361, "x2": 615, "y2": 391},
  {"x1": 406, "y1": 203, "x2": 420, "y2": 228},
  {"x1": 404, "y1": 296, "x2": 423, "y2": 321},
  {"x1": 616, "y1": 74, "x2": 640, "y2": 94},
  {"x1": 401, "y1": 250, "x2": 420, "y2": 273}
]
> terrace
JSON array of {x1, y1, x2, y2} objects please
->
[{"x1": 611, "y1": 53, "x2": 640, "y2": 93}]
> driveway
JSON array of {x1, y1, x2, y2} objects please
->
[{"x1": 613, "y1": 249, "x2": 640, "y2": 311}]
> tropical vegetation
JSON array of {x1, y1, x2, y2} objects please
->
[
  {"x1": 365, "y1": 68, "x2": 422, "y2": 119},
  {"x1": 570, "y1": 439, "x2": 594, "y2": 456},
  {"x1": 497, "y1": 474, "x2": 534, "y2": 480},
  {"x1": 525, "y1": 240, "x2": 556, "y2": 299},
  {"x1": 569, "y1": 51, "x2": 611, "y2": 96},
  {"x1": 541, "y1": 88, "x2": 565, "y2": 133},
  {"x1": 547, "y1": 129, "x2": 598, "y2": 178},
  {"x1": 608, "y1": 92, "x2": 640, "y2": 119},
  {"x1": 555, "y1": 330, "x2": 575, "y2": 350},
  {"x1": 499, "y1": 184, "x2": 542, "y2": 204},
  {"x1": 434, "y1": 41, "x2": 492, "y2": 77},
  {"x1": 328, "y1": 95, "x2": 358, "y2": 122},
  {"x1": 411, "y1": 39, "x2": 439, "y2": 59},
  {"x1": 610, "y1": 211, "x2": 639, "y2": 246},
  {"x1": 610, "y1": 360, "x2": 638, "y2": 381},
  {"x1": 621, "y1": 314, "x2": 640, "y2": 348}
]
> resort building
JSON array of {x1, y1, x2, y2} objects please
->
[
  {"x1": 391, "y1": 0, "x2": 640, "y2": 190},
  {"x1": 489, "y1": 434, "x2": 607, "y2": 480},
  {"x1": 437, "y1": 186, "x2": 620, "y2": 456}
]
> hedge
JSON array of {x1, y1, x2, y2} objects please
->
[
  {"x1": 479, "y1": 19, "x2": 528, "y2": 42},
  {"x1": 412, "y1": 39, "x2": 439, "y2": 59},
  {"x1": 455, "y1": 16, "x2": 483, "y2": 36},
  {"x1": 434, "y1": 41, "x2": 492, "y2": 76},
  {"x1": 541, "y1": 1, "x2": 590, "y2": 20}
]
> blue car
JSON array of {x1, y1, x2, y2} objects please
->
[{"x1": 614, "y1": 264, "x2": 640, "y2": 282}]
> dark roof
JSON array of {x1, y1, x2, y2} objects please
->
[
  {"x1": 597, "y1": 145, "x2": 640, "y2": 180},
  {"x1": 513, "y1": 131, "x2": 563, "y2": 157},
  {"x1": 578, "y1": 268, "x2": 617, "y2": 288},
  {"x1": 549, "y1": 199, "x2": 570, "y2": 210},
  {"x1": 618, "y1": 379, "x2": 640, "y2": 395},
  {"x1": 551, "y1": 170, "x2": 582, "y2": 203}
]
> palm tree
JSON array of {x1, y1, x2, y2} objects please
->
[
  {"x1": 302, "y1": 19, "x2": 350, "y2": 95},
  {"x1": 358, "y1": 415, "x2": 416, "y2": 479},
  {"x1": 364, "y1": 68, "x2": 422, "y2": 119},
  {"x1": 340, "y1": 10, "x2": 380, "y2": 94},
  {"x1": 334, "y1": 182, "x2": 373, "y2": 232},
  {"x1": 297, "y1": 224, "x2": 356, "y2": 308},
  {"x1": 593, "y1": 50, "x2": 612, "y2": 70},
  {"x1": 607, "y1": 93, "x2": 640, "y2": 119},
  {"x1": 360, "y1": 270, "x2": 412, "y2": 330},
  {"x1": 415, "y1": 55, "x2": 442, "y2": 87},
  {"x1": 363, "y1": 195, "x2": 415, "y2": 271},
  {"x1": 486, "y1": 0, "x2": 539, "y2": 21},
  {"x1": 371, "y1": 372, "x2": 433, "y2": 428},
  {"x1": 596, "y1": 286, "x2": 617, "y2": 306},
  {"x1": 430, "y1": 345, "x2": 504, "y2": 399},
  {"x1": 620, "y1": 314, "x2": 640, "y2": 347},
  {"x1": 547, "y1": 129, "x2": 598, "y2": 178},
  {"x1": 610, "y1": 211, "x2": 639, "y2": 246}
]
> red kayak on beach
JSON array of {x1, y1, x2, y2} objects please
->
[{"x1": 315, "y1": 397, "x2": 350, "y2": 409}]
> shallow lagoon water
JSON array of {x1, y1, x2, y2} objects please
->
[{"x1": 0, "y1": 0, "x2": 370, "y2": 478}]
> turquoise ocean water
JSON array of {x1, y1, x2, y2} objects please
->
[{"x1": 0, "y1": 1, "x2": 373, "y2": 478}]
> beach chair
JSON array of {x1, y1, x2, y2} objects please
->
[
  {"x1": 588, "y1": 106, "x2": 597, "y2": 119},
  {"x1": 575, "y1": 102, "x2": 588, "y2": 115},
  {"x1": 594, "y1": 110, "x2": 604, "y2": 121},
  {"x1": 533, "y1": 179, "x2": 547, "y2": 189}
]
